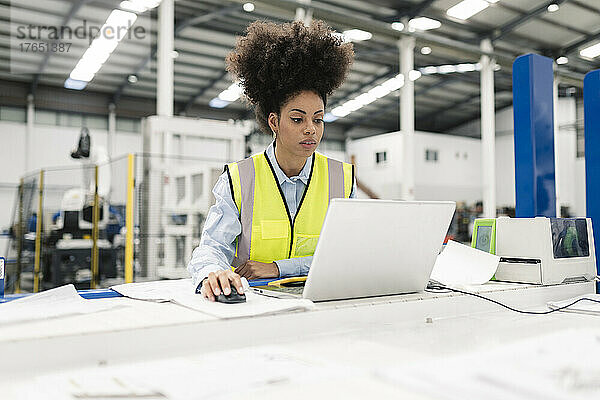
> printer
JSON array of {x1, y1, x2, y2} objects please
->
[{"x1": 472, "y1": 217, "x2": 597, "y2": 285}]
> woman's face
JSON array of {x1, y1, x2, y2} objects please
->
[{"x1": 269, "y1": 90, "x2": 325, "y2": 160}]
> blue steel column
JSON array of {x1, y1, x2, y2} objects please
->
[
  {"x1": 584, "y1": 70, "x2": 600, "y2": 291},
  {"x1": 512, "y1": 54, "x2": 556, "y2": 217}
]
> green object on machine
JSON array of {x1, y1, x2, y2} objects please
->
[
  {"x1": 472, "y1": 218, "x2": 497, "y2": 280},
  {"x1": 471, "y1": 218, "x2": 497, "y2": 255}
]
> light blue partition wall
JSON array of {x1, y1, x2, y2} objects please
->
[
  {"x1": 512, "y1": 54, "x2": 556, "y2": 217},
  {"x1": 584, "y1": 70, "x2": 600, "y2": 291}
]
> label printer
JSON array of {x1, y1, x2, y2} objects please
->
[{"x1": 472, "y1": 217, "x2": 597, "y2": 285}]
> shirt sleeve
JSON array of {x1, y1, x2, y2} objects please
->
[
  {"x1": 187, "y1": 172, "x2": 241, "y2": 289},
  {"x1": 274, "y1": 256, "x2": 312, "y2": 278}
]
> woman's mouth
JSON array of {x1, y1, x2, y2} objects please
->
[{"x1": 299, "y1": 140, "x2": 316, "y2": 149}]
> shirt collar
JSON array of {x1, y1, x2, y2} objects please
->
[{"x1": 265, "y1": 142, "x2": 312, "y2": 185}]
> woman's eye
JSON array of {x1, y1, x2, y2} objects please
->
[
  {"x1": 291, "y1": 117, "x2": 302, "y2": 123},
  {"x1": 314, "y1": 118, "x2": 323, "y2": 124}
]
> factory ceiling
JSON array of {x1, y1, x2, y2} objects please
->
[{"x1": 1, "y1": 0, "x2": 599, "y2": 138}]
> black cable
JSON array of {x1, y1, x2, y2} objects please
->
[{"x1": 426, "y1": 284, "x2": 600, "y2": 315}]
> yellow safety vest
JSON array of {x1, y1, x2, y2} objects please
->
[{"x1": 225, "y1": 151, "x2": 353, "y2": 266}]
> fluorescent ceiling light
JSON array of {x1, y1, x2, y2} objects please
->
[
  {"x1": 355, "y1": 92, "x2": 377, "y2": 106},
  {"x1": 209, "y1": 98, "x2": 230, "y2": 108},
  {"x1": 120, "y1": 0, "x2": 161, "y2": 13},
  {"x1": 409, "y1": 70, "x2": 422, "y2": 81},
  {"x1": 556, "y1": 56, "x2": 568, "y2": 65},
  {"x1": 342, "y1": 29, "x2": 372, "y2": 42},
  {"x1": 243, "y1": 2, "x2": 255, "y2": 12},
  {"x1": 68, "y1": 9, "x2": 137, "y2": 84},
  {"x1": 447, "y1": 0, "x2": 490, "y2": 20},
  {"x1": 323, "y1": 112, "x2": 338, "y2": 122},
  {"x1": 331, "y1": 105, "x2": 351, "y2": 117},
  {"x1": 64, "y1": 78, "x2": 88, "y2": 90},
  {"x1": 368, "y1": 85, "x2": 391, "y2": 98},
  {"x1": 419, "y1": 63, "x2": 482, "y2": 76},
  {"x1": 421, "y1": 66, "x2": 438, "y2": 75},
  {"x1": 218, "y1": 83, "x2": 244, "y2": 102},
  {"x1": 344, "y1": 99, "x2": 363, "y2": 112},
  {"x1": 391, "y1": 22, "x2": 405, "y2": 31},
  {"x1": 409, "y1": 17, "x2": 441, "y2": 31},
  {"x1": 128, "y1": 74, "x2": 138, "y2": 83},
  {"x1": 547, "y1": 3, "x2": 559, "y2": 12},
  {"x1": 580, "y1": 43, "x2": 600, "y2": 59},
  {"x1": 438, "y1": 65, "x2": 457, "y2": 74},
  {"x1": 420, "y1": 46, "x2": 432, "y2": 55},
  {"x1": 381, "y1": 74, "x2": 405, "y2": 91},
  {"x1": 456, "y1": 63, "x2": 477, "y2": 72}
]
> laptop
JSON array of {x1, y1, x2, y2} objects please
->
[{"x1": 252, "y1": 199, "x2": 456, "y2": 302}]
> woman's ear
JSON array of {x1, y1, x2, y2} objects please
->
[{"x1": 268, "y1": 112, "x2": 279, "y2": 136}]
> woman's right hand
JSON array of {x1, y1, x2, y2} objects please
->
[{"x1": 201, "y1": 270, "x2": 244, "y2": 302}]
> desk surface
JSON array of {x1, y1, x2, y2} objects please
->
[{"x1": 1, "y1": 281, "x2": 598, "y2": 399}]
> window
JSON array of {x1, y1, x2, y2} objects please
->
[
  {"x1": 176, "y1": 176, "x2": 186, "y2": 203},
  {"x1": 192, "y1": 173, "x2": 204, "y2": 202},
  {"x1": 375, "y1": 151, "x2": 387, "y2": 164},
  {"x1": 425, "y1": 149, "x2": 438, "y2": 162},
  {"x1": 116, "y1": 117, "x2": 141, "y2": 133},
  {"x1": 58, "y1": 112, "x2": 83, "y2": 127},
  {"x1": 85, "y1": 114, "x2": 108, "y2": 130},
  {"x1": 0, "y1": 106, "x2": 26, "y2": 122},
  {"x1": 35, "y1": 109, "x2": 58, "y2": 125}
]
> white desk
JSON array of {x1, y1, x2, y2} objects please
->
[{"x1": 1, "y1": 281, "x2": 598, "y2": 399}]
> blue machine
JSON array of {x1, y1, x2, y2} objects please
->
[
  {"x1": 512, "y1": 54, "x2": 556, "y2": 218},
  {"x1": 584, "y1": 70, "x2": 600, "y2": 291}
]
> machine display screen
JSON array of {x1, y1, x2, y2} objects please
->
[
  {"x1": 475, "y1": 225, "x2": 492, "y2": 253},
  {"x1": 551, "y1": 218, "x2": 589, "y2": 259}
]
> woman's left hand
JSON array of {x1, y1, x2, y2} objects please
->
[{"x1": 235, "y1": 261, "x2": 279, "y2": 279}]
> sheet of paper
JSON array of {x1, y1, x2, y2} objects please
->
[
  {"x1": 111, "y1": 279, "x2": 314, "y2": 319},
  {"x1": 430, "y1": 240, "x2": 500, "y2": 286},
  {"x1": 547, "y1": 294, "x2": 600, "y2": 315},
  {"x1": 110, "y1": 279, "x2": 196, "y2": 302},
  {"x1": 377, "y1": 329, "x2": 600, "y2": 400},
  {"x1": 0, "y1": 284, "x2": 120, "y2": 325},
  {"x1": 17, "y1": 346, "x2": 360, "y2": 400},
  {"x1": 172, "y1": 290, "x2": 314, "y2": 318}
]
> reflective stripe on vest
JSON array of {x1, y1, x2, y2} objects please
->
[{"x1": 225, "y1": 151, "x2": 353, "y2": 266}]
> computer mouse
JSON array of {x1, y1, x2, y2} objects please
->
[{"x1": 215, "y1": 286, "x2": 246, "y2": 304}]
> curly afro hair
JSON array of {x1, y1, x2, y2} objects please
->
[{"x1": 225, "y1": 20, "x2": 354, "y2": 134}]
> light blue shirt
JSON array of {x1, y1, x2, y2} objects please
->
[{"x1": 187, "y1": 142, "x2": 355, "y2": 288}]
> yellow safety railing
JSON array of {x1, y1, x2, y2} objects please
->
[{"x1": 125, "y1": 153, "x2": 135, "y2": 283}]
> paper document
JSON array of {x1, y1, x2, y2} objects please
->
[
  {"x1": 0, "y1": 284, "x2": 119, "y2": 325},
  {"x1": 430, "y1": 240, "x2": 500, "y2": 286},
  {"x1": 377, "y1": 329, "x2": 600, "y2": 400},
  {"x1": 111, "y1": 279, "x2": 314, "y2": 319},
  {"x1": 14, "y1": 346, "x2": 364, "y2": 400},
  {"x1": 110, "y1": 279, "x2": 198, "y2": 302},
  {"x1": 547, "y1": 294, "x2": 600, "y2": 315}
]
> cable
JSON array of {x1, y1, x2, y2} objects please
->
[{"x1": 426, "y1": 283, "x2": 600, "y2": 315}]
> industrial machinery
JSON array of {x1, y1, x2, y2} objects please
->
[
  {"x1": 472, "y1": 217, "x2": 597, "y2": 285},
  {"x1": 45, "y1": 128, "x2": 117, "y2": 288}
]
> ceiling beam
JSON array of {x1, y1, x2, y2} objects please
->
[
  {"x1": 492, "y1": 0, "x2": 570, "y2": 42},
  {"x1": 409, "y1": 0, "x2": 436, "y2": 18},
  {"x1": 180, "y1": 70, "x2": 228, "y2": 115},
  {"x1": 112, "y1": 4, "x2": 240, "y2": 104},
  {"x1": 561, "y1": 30, "x2": 600, "y2": 56},
  {"x1": 30, "y1": 0, "x2": 92, "y2": 94}
]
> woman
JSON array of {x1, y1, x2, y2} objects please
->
[{"x1": 188, "y1": 20, "x2": 356, "y2": 301}]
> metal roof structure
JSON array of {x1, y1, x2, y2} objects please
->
[{"x1": 1, "y1": 0, "x2": 599, "y2": 138}]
